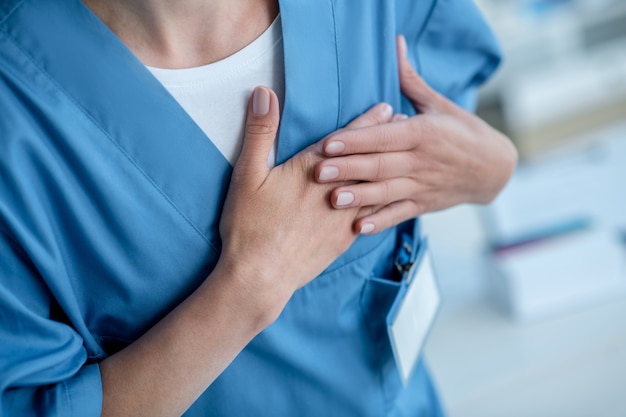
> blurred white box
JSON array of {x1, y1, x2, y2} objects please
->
[
  {"x1": 490, "y1": 228, "x2": 626, "y2": 321},
  {"x1": 482, "y1": 138, "x2": 626, "y2": 320}
]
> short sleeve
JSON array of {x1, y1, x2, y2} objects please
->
[
  {"x1": 0, "y1": 233, "x2": 103, "y2": 417},
  {"x1": 399, "y1": 0, "x2": 502, "y2": 111}
]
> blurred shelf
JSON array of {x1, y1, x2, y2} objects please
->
[{"x1": 475, "y1": 0, "x2": 626, "y2": 158}]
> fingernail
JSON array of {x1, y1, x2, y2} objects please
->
[
  {"x1": 336, "y1": 192, "x2": 354, "y2": 207},
  {"x1": 325, "y1": 141, "x2": 345, "y2": 155},
  {"x1": 253, "y1": 87, "x2": 270, "y2": 115},
  {"x1": 381, "y1": 103, "x2": 393, "y2": 119},
  {"x1": 318, "y1": 166, "x2": 339, "y2": 181},
  {"x1": 360, "y1": 223, "x2": 376, "y2": 234},
  {"x1": 394, "y1": 114, "x2": 409, "y2": 122}
]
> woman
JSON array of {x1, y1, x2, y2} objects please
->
[{"x1": 0, "y1": 0, "x2": 516, "y2": 415}]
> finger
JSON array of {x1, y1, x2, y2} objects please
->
[
  {"x1": 235, "y1": 87, "x2": 280, "y2": 185},
  {"x1": 323, "y1": 119, "x2": 418, "y2": 156},
  {"x1": 316, "y1": 152, "x2": 413, "y2": 183},
  {"x1": 354, "y1": 200, "x2": 423, "y2": 235},
  {"x1": 344, "y1": 102, "x2": 394, "y2": 130},
  {"x1": 329, "y1": 177, "x2": 417, "y2": 209},
  {"x1": 356, "y1": 204, "x2": 384, "y2": 219},
  {"x1": 321, "y1": 103, "x2": 394, "y2": 156},
  {"x1": 396, "y1": 35, "x2": 445, "y2": 114}
]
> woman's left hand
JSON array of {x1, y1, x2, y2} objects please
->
[{"x1": 315, "y1": 35, "x2": 518, "y2": 234}]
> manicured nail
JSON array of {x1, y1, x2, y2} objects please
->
[
  {"x1": 325, "y1": 141, "x2": 345, "y2": 155},
  {"x1": 381, "y1": 103, "x2": 393, "y2": 119},
  {"x1": 253, "y1": 87, "x2": 270, "y2": 115},
  {"x1": 360, "y1": 223, "x2": 376, "y2": 234},
  {"x1": 318, "y1": 166, "x2": 339, "y2": 181},
  {"x1": 336, "y1": 192, "x2": 354, "y2": 207}
]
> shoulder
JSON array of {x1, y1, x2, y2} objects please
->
[{"x1": 328, "y1": 0, "x2": 501, "y2": 109}]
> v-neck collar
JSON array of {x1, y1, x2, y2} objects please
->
[
  {"x1": 275, "y1": 0, "x2": 340, "y2": 164},
  {"x1": 1, "y1": 0, "x2": 341, "y2": 250}
]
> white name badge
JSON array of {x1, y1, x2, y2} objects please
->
[{"x1": 387, "y1": 239, "x2": 441, "y2": 386}]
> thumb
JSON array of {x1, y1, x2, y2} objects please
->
[
  {"x1": 396, "y1": 35, "x2": 443, "y2": 114},
  {"x1": 235, "y1": 86, "x2": 280, "y2": 185}
]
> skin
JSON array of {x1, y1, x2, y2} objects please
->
[
  {"x1": 83, "y1": 0, "x2": 279, "y2": 68},
  {"x1": 96, "y1": 87, "x2": 391, "y2": 417},
  {"x1": 316, "y1": 35, "x2": 518, "y2": 234},
  {"x1": 78, "y1": 1, "x2": 517, "y2": 416},
  {"x1": 81, "y1": 2, "x2": 392, "y2": 416}
]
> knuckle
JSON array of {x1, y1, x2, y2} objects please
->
[
  {"x1": 375, "y1": 156, "x2": 386, "y2": 180},
  {"x1": 246, "y1": 118, "x2": 276, "y2": 137},
  {"x1": 374, "y1": 127, "x2": 393, "y2": 153},
  {"x1": 298, "y1": 154, "x2": 318, "y2": 179},
  {"x1": 382, "y1": 182, "x2": 392, "y2": 205},
  {"x1": 351, "y1": 189, "x2": 364, "y2": 206},
  {"x1": 343, "y1": 160, "x2": 358, "y2": 181},
  {"x1": 300, "y1": 150, "x2": 318, "y2": 167}
]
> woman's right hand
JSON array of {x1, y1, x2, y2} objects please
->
[
  {"x1": 98, "y1": 88, "x2": 394, "y2": 417},
  {"x1": 217, "y1": 87, "x2": 393, "y2": 319}
]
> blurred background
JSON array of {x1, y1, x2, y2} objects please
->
[{"x1": 422, "y1": 0, "x2": 626, "y2": 416}]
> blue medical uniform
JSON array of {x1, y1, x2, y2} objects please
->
[{"x1": 0, "y1": 0, "x2": 500, "y2": 415}]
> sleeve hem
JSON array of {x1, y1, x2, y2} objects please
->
[{"x1": 62, "y1": 363, "x2": 103, "y2": 417}]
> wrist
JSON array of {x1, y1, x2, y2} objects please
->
[
  {"x1": 467, "y1": 127, "x2": 518, "y2": 205},
  {"x1": 206, "y1": 255, "x2": 292, "y2": 332}
]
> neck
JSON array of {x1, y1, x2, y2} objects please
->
[{"x1": 83, "y1": 0, "x2": 279, "y2": 69}]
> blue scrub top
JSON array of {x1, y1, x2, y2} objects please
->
[{"x1": 0, "y1": 0, "x2": 500, "y2": 416}]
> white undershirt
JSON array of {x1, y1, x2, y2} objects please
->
[{"x1": 147, "y1": 16, "x2": 284, "y2": 167}]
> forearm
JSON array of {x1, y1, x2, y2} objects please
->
[{"x1": 99, "y1": 261, "x2": 285, "y2": 417}]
